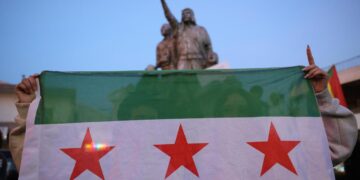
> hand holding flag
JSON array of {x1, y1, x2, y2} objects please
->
[
  {"x1": 15, "y1": 74, "x2": 39, "y2": 103},
  {"x1": 303, "y1": 45, "x2": 328, "y2": 93}
]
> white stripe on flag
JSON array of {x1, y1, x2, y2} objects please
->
[{"x1": 21, "y1": 115, "x2": 334, "y2": 179}]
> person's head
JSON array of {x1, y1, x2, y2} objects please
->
[
  {"x1": 161, "y1": 24, "x2": 172, "y2": 37},
  {"x1": 181, "y1": 8, "x2": 196, "y2": 25},
  {"x1": 250, "y1": 85, "x2": 263, "y2": 99}
]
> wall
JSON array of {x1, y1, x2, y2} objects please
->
[{"x1": 0, "y1": 94, "x2": 17, "y2": 123}]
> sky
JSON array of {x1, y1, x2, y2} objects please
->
[{"x1": 1, "y1": 0, "x2": 360, "y2": 84}]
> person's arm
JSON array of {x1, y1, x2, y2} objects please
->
[
  {"x1": 316, "y1": 88, "x2": 358, "y2": 165},
  {"x1": 304, "y1": 46, "x2": 358, "y2": 165},
  {"x1": 201, "y1": 27, "x2": 218, "y2": 67},
  {"x1": 160, "y1": 0, "x2": 178, "y2": 29},
  {"x1": 9, "y1": 103, "x2": 30, "y2": 171},
  {"x1": 9, "y1": 75, "x2": 38, "y2": 171},
  {"x1": 202, "y1": 28, "x2": 213, "y2": 52}
]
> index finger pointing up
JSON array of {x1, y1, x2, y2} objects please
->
[{"x1": 307, "y1": 45, "x2": 315, "y2": 65}]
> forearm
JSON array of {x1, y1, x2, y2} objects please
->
[
  {"x1": 160, "y1": 0, "x2": 178, "y2": 28},
  {"x1": 316, "y1": 89, "x2": 358, "y2": 165},
  {"x1": 9, "y1": 102, "x2": 30, "y2": 171}
]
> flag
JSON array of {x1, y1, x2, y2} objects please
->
[
  {"x1": 327, "y1": 65, "x2": 348, "y2": 107},
  {"x1": 20, "y1": 67, "x2": 334, "y2": 180}
]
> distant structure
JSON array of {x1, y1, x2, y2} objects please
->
[
  {"x1": 0, "y1": 81, "x2": 17, "y2": 148},
  {"x1": 158, "y1": 0, "x2": 218, "y2": 70},
  {"x1": 156, "y1": 24, "x2": 176, "y2": 70},
  {"x1": 0, "y1": 81, "x2": 17, "y2": 123},
  {"x1": 332, "y1": 55, "x2": 360, "y2": 123}
]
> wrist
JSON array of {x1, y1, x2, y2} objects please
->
[
  {"x1": 313, "y1": 81, "x2": 327, "y2": 93},
  {"x1": 16, "y1": 91, "x2": 36, "y2": 103},
  {"x1": 315, "y1": 88, "x2": 332, "y2": 106},
  {"x1": 15, "y1": 102, "x2": 31, "y2": 119}
]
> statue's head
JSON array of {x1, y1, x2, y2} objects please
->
[
  {"x1": 182, "y1": 8, "x2": 196, "y2": 25},
  {"x1": 161, "y1": 24, "x2": 172, "y2": 37}
]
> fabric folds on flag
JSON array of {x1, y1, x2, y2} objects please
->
[{"x1": 20, "y1": 67, "x2": 334, "y2": 180}]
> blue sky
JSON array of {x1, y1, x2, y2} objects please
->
[{"x1": 1, "y1": 0, "x2": 360, "y2": 84}]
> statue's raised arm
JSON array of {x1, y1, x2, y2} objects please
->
[{"x1": 160, "y1": 0, "x2": 178, "y2": 29}]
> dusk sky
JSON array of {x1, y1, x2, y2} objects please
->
[{"x1": 1, "y1": 0, "x2": 360, "y2": 84}]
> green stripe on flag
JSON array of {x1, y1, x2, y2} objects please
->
[{"x1": 35, "y1": 66, "x2": 320, "y2": 124}]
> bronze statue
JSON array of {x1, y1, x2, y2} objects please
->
[
  {"x1": 156, "y1": 24, "x2": 176, "y2": 70},
  {"x1": 160, "y1": 0, "x2": 218, "y2": 70}
]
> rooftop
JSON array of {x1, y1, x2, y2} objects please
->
[{"x1": 0, "y1": 81, "x2": 16, "y2": 94}]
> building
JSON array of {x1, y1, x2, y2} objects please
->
[
  {"x1": 335, "y1": 55, "x2": 360, "y2": 127},
  {"x1": 331, "y1": 55, "x2": 360, "y2": 180},
  {"x1": 0, "y1": 81, "x2": 17, "y2": 141},
  {"x1": 0, "y1": 81, "x2": 17, "y2": 149},
  {"x1": 0, "y1": 81, "x2": 17, "y2": 123}
]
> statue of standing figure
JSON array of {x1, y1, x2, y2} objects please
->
[
  {"x1": 156, "y1": 24, "x2": 176, "y2": 70},
  {"x1": 159, "y1": 0, "x2": 218, "y2": 70}
]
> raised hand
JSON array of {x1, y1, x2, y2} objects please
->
[
  {"x1": 15, "y1": 74, "x2": 39, "y2": 103},
  {"x1": 303, "y1": 45, "x2": 328, "y2": 93}
]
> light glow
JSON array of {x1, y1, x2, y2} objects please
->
[{"x1": 85, "y1": 143, "x2": 108, "y2": 152}]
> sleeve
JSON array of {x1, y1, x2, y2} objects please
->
[
  {"x1": 9, "y1": 102, "x2": 30, "y2": 171},
  {"x1": 316, "y1": 89, "x2": 358, "y2": 166},
  {"x1": 200, "y1": 27, "x2": 212, "y2": 52}
]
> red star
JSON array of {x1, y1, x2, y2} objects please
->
[
  {"x1": 154, "y1": 124, "x2": 208, "y2": 178},
  {"x1": 247, "y1": 122, "x2": 300, "y2": 176},
  {"x1": 60, "y1": 128, "x2": 114, "y2": 180}
]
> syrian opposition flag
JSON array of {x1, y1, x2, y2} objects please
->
[{"x1": 20, "y1": 67, "x2": 335, "y2": 180}]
